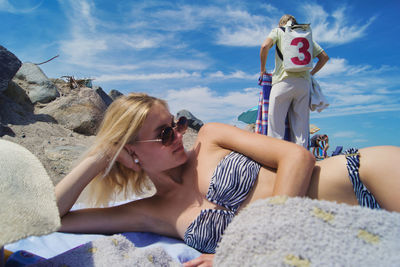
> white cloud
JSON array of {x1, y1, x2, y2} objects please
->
[
  {"x1": 208, "y1": 70, "x2": 258, "y2": 80},
  {"x1": 95, "y1": 71, "x2": 200, "y2": 82},
  {"x1": 164, "y1": 86, "x2": 259, "y2": 123},
  {"x1": 316, "y1": 57, "x2": 375, "y2": 78},
  {"x1": 303, "y1": 4, "x2": 375, "y2": 45},
  {"x1": 311, "y1": 103, "x2": 400, "y2": 118},
  {"x1": 0, "y1": 0, "x2": 43, "y2": 13},
  {"x1": 216, "y1": 26, "x2": 269, "y2": 47},
  {"x1": 331, "y1": 94, "x2": 389, "y2": 107},
  {"x1": 59, "y1": 37, "x2": 108, "y2": 65}
]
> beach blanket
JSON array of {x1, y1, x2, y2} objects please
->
[
  {"x1": 5, "y1": 231, "x2": 201, "y2": 265},
  {"x1": 255, "y1": 73, "x2": 291, "y2": 140},
  {"x1": 30, "y1": 234, "x2": 180, "y2": 267},
  {"x1": 215, "y1": 196, "x2": 400, "y2": 266}
]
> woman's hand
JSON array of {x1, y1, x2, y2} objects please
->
[
  {"x1": 183, "y1": 254, "x2": 214, "y2": 267},
  {"x1": 55, "y1": 153, "x2": 109, "y2": 217},
  {"x1": 116, "y1": 147, "x2": 136, "y2": 170}
]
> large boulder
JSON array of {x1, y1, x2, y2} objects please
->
[
  {"x1": 94, "y1": 85, "x2": 113, "y2": 107},
  {"x1": 0, "y1": 46, "x2": 22, "y2": 93},
  {"x1": 109, "y1": 89, "x2": 124, "y2": 100},
  {"x1": 12, "y1": 63, "x2": 59, "y2": 104},
  {"x1": 4, "y1": 80, "x2": 33, "y2": 111},
  {"x1": 0, "y1": 93, "x2": 33, "y2": 126},
  {"x1": 37, "y1": 87, "x2": 107, "y2": 135}
]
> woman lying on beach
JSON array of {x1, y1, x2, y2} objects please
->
[{"x1": 56, "y1": 93, "x2": 400, "y2": 267}]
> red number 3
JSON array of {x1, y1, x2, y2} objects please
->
[{"x1": 290, "y1": 37, "x2": 311, "y2": 65}]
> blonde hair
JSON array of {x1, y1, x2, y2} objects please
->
[
  {"x1": 80, "y1": 93, "x2": 167, "y2": 207},
  {"x1": 279, "y1": 14, "x2": 297, "y2": 27}
]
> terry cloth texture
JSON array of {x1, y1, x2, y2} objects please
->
[
  {"x1": 0, "y1": 139, "x2": 60, "y2": 247},
  {"x1": 31, "y1": 234, "x2": 181, "y2": 267},
  {"x1": 215, "y1": 196, "x2": 400, "y2": 266}
]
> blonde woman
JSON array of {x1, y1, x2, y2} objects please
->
[{"x1": 56, "y1": 93, "x2": 400, "y2": 267}]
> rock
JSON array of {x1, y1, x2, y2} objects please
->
[
  {"x1": 109, "y1": 89, "x2": 124, "y2": 100},
  {"x1": 4, "y1": 80, "x2": 33, "y2": 111},
  {"x1": 94, "y1": 86, "x2": 113, "y2": 107},
  {"x1": 176, "y1": 109, "x2": 204, "y2": 131},
  {"x1": 0, "y1": 93, "x2": 33, "y2": 125},
  {"x1": 13, "y1": 62, "x2": 59, "y2": 103},
  {"x1": 0, "y1": 46, "x2": 22, "y2": 93},
  {"x1": 1, "y1": 122, "x2": 94, "y2": 184},
  {"x1": 37, "y1": 87, "x2": 107, "y2": 135},
  {"x1": 51, "y1": 78, "x2": 73, "y2": 96}
]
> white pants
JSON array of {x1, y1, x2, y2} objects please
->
[{"x1": 267, "y1": 77, "x2": 310, "y2": 148}]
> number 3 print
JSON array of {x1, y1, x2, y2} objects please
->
[{"x1": 290, "y1": 37, "x2": 311, "y2": 65}]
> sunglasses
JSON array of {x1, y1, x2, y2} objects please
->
[{"x1": 137, "y1": 116, "x2": 188, "y2": 146}]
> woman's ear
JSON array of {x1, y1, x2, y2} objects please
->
[
  {"x1": 116, "y1": 144, "x2": 141, "y2": 171},
  {"x1": 124, "y1": 144, "x2": 135, "y2": 156}
]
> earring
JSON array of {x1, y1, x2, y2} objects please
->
[{"x1": 134, "y1": 159, "x2": 139, "y2": 164}]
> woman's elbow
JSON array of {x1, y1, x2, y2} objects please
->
[
  {"x1": 321, "y1": 52, "x2": 329, "y2": 64},
  {"x1": 293, "y1": 146, "x2": 316, "y2": 169}
]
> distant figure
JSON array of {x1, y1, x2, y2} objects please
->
[
  {"x1": 310, "y1": 134, "x2": 329, "y2": 159},
  {"x1": 260, "y1": 14, "x2": 329, "y2": 148}
]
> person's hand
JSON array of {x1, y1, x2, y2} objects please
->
[
  {"x1": 183, "y1": 254, "x2": 214, "y2": 267},
  {"x1": 115, "y1": 147, "x2": 136, "y2": 170}
]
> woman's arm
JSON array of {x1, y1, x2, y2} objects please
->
[
  {"x1": 310, "y1": 51, "x2": 329, "y2": 76},
  {"x1": 260, "y1": 37, "x2": 274, "y2": 75},
  {"x1": 199, "y1": 123, "x2": 315, "y2": 197},
  {"x1": 55, "y1": 153, "x2": 109, "y2": 217},
  {"x1": 55, "y1": 149, "x2": 173, "y2": 235}
]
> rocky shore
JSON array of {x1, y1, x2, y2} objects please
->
[{"x1": 0, "y1": 45, "x2": 201, "y2": 185}]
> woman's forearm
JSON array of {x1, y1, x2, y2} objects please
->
[{"x1": 55, "y1": 153, "x2": 108, "y2": 217}]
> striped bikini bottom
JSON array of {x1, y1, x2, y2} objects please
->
[{"x1": 344, "y1": 148, "x2": 380, "y2": 209}]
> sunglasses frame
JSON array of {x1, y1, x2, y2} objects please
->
[{"x1": 136, "y1": 116, "x2": 188, "y2": 146}]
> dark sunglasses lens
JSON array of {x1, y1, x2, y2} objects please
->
[
  {"x1": 178, "y1": 116, "x2": 187, "y2": 125},
  {"x1": 177, "y1": 116, "x2": 188, "y2": 132},
  {"x1": 161, "y1": 127, "x2": 174, "y2": 146}
]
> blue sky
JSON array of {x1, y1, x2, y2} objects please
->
[{"x1": 1, "y1": 0, "x2": 400, "y2": 152}]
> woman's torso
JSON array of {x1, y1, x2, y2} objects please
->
[{"x1": 144, "y1": 143, "x2": 358, "y2": 252}]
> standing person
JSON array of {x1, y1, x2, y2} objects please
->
[
  {"x1": 56, "y1": 93, "x2": 400, "y2": 267},
  {"x1": 310, "y1": 134, "x2": 322, "y2": 156},
  {"x1": 260, "y1": 14, "x2": 329, "y2": 148}
]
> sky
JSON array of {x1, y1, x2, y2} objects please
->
[{"x1": 1, "y1": 0, "x2": 400, "y2": 152}]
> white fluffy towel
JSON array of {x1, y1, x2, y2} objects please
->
[
  {"x1": 0, "y1": 139, "x2": 60, "y2": 247},
  {"x1": 215, "y1": 196, "x2": 400, "y2": 266}
]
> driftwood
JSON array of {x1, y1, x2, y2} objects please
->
[
  {"x1": 34, "y1": 55, "x2": 59, "y2": 65},
  {"x1": 61, "y1": 76, "x2": 94, "y2": 89},
  {"x1": 61, "y1": 76, "x2": 79, "y2": 89}
]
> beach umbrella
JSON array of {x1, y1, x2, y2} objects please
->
[
  {"x1": 238, "y1": 106, "x2": 258, "y2": 124},
  {"x1": 239, "y1": 106, "x2": 320, "y2": 135}
]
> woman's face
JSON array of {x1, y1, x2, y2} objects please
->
[{"x1": 133, "y1": 102, "x2": 188, "y2": 173}]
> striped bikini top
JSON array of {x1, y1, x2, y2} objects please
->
[{"x1": 184, "y1": 151, "x2": 261, "y2": 253}]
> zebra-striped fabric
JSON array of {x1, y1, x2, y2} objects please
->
[
  {"x1": 184, "y1": 152, "x2": 261, "y2": 253},
  {"x1": 344, "y1": 148, "x2": 380, "y2": 209}
]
